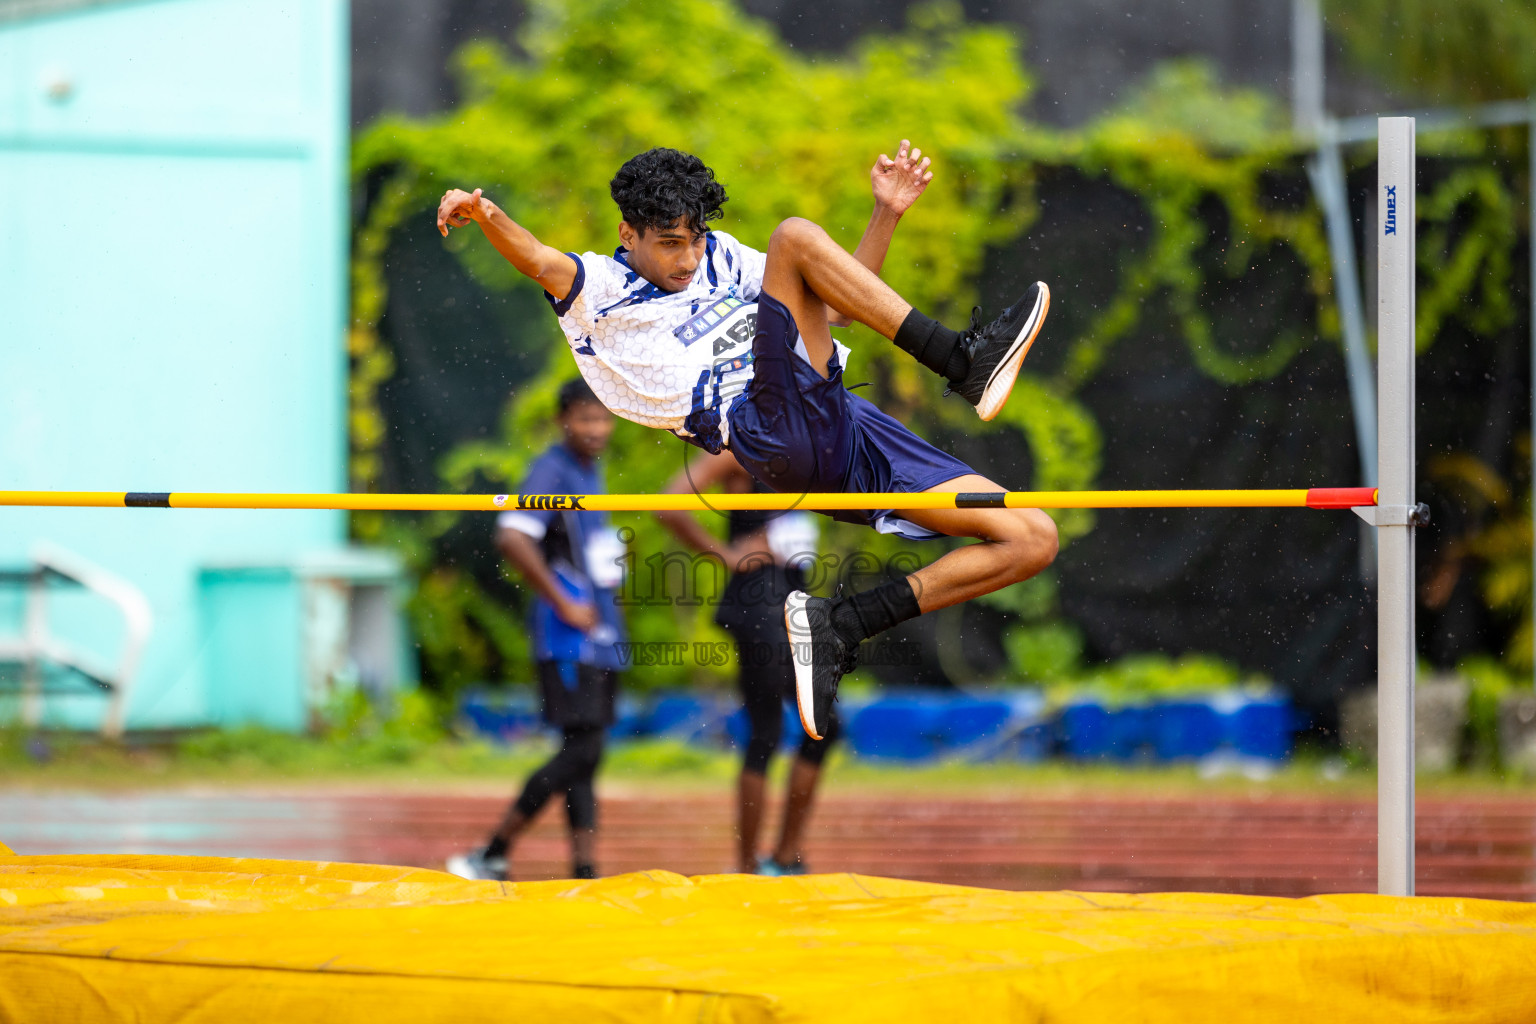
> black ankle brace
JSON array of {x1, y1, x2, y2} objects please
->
[
  {"x1": 829, "y1": 580, "x2": 923, "y2": 646},
  {"x1": 894, "y1": 309, "x2": 967, "y2": 382}
]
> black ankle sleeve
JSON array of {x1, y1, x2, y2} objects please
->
[
  {"x1": 830, "y1": 579, "x2": 922, "y2": 645},
  {"x1": 894, "y1": 309, "x2": 965, "y2": 380}
]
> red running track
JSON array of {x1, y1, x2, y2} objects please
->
[{"x1": 4, "y1": 790, "x2": 1534, "y2": 899}]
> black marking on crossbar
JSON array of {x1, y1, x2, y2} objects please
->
[
  {"x1": 125, "y1": 492, "x2": 172, "y2": 508},
  {"x1": 955, "y1": 492, "x2": 1007, "y2": 508}
]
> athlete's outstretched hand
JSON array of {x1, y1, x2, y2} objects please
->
[
  {"x1": 871, "y1": 139, "x2": 933, "y2": 216},
  {"x1": 437, "y1": 187, "x2": 488, "y2": 237}
]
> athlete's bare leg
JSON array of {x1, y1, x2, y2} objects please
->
[
  {"x1": 492, "y1": 806, "x2": 531, "y2": 848},
  {"x1": 736, "y1": 768, "x2": 767, "y2": 873},
  {"x1": 760, "y1": 223, "x2": 1059, "y2": 606},
  {"x1": 761, "y1": 217, "x2": 912, "y2": 377},
  {"x1": 569, "y1": 825, "x2": 596, "y2": 869},
  {"x1": 771, "y1": 757, "x2": 823, "y2": 867},
  {"x1": 896, "y1": 474, "x2": 1059, "y2": 612}
]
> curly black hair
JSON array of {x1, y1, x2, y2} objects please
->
[
  {"x1": 609, "y1": 148, "x2": 728, "y2": 237},
  {"x1": 557, "y1": 377, "x2": 601, "y2": 414}
]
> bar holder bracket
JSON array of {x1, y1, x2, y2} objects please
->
[{"x1": 1355, "y1": 503, "x2": 1431, "y2": 528}]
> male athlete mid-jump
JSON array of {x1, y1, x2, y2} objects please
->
[{"x1": 437, "y1": 139, "x2": 1056, "y2": 741}]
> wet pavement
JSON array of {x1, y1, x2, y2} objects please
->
[{"x1": 4, "y1": 789, "x2": 1534, "y2": 898}]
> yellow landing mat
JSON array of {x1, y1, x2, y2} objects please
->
[{"x1": 3, "y1": 854, "x2": 1536, "y2": 1023}]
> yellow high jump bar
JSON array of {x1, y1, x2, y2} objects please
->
[{"x1": 0, "y1": 487, "x2": 1378, "y2": 512}]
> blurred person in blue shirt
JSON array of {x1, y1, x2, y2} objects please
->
[{"x1": 448, "y1": 379, "x2": 626, "y2": 881}]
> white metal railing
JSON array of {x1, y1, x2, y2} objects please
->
[{"x1": 0, "y1": 543, "x2": 151, "y2": 739}]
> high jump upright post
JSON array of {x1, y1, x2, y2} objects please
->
[{"x1": 1374, "y1": 116, "x2": 1418, "y2": 896}]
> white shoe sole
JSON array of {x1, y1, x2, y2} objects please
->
[
  {"x1": 782, "y1": 591, "x2": 822, "y2": 740},
  {"x1": 446, "y1": 852, "x2": 504, "y2": 881},
  {"x1": 445, "y1": 854, "x2": 477, "y2": 880},
  {"x1": 976, "y1": 282, "x2": 1050, "y2": 422}
]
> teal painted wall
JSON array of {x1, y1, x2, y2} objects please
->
[
  {"x1": 0, "y1": 0, "x2": 350, "y2": 729},
  {"x1": 198, "y1": 568, "x2": 307, "y2": 732}
]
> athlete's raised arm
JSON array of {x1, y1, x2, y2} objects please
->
[
  {"x1": 437, "y1": 188, "x2": 578, "y2": 301},
  {"x1": 855, "y1": 139, "x2": 931, "y2": 273},
  {"x1": 826, "y1": 140, "x2": 933, "y2": 327}
]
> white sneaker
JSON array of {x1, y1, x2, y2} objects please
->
[
  {"x1": 783, "y1": 590, "x2": 855, "y2": 741},
  {"x1": 446, "y1": 849, "x2": 508, "y2": 880}
]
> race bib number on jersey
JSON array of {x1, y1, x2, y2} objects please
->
[
  {"x1": 674, "y1": 295, "x2": 761, "y2": 450},
  {"x1": 674, "y1": 296, "x2": 757, "y2": 356},
  {"x1": 584, "y1": 526, "x2": 627, "y2": 590}
]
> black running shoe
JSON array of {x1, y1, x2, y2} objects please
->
[
  {"x1": 950, "y1": 282, "x2": 1050, "y2": 421},
  {"x1": 783, "y1": 591, "x2": 857, "y2": 741}
]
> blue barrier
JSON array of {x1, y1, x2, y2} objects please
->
[
  {"x1": 463, "y1": 688, "x2": 1298, "y2": 764},
  {"x1": 1151, "y1": 701, "x2": 1225, "y2": 760},
  {"x1": 1227, "y1": 697, "x2": 1298, "y2": 760},
  {"x1": 848, "y1": 693, "x2": 1045, "y2": 762},
  {"x1": 725, "y1": 703, "x2": 803, "y2": 750},
  {"x1": 1058, "y1": 695, "x2": 1297, "y2": 763},
  {"x1": 1009, "y1": 720, "x2": 1055, "y2": 761},
  {"x1": 936, "y1": 699, "x2": 1014, "y2": 748},
  {"x1": 457, "y1": 691, "x2": 541, "y2": 743},
  {"x1": 1060, "y1": 703, "x2": 1157, "y2": 761},
  {"x1": 646, "y1": 694, "x2": 711, "y2": 735},
  {"x1": 846, "y1": 698, "x2": 943, "y2": 760},
  {"x1": 608, "y1": 695, "x2": 650, "y2": 739},
  {"x1": 724, "y1": 707, "x2": 748, "y2": 748},
  {"x1": 1105, "y1": 705, "x2": 1155, "y2": 760},
  {"x1": 1057, "y1": 702, "x2": 1112, "y2": 759}
]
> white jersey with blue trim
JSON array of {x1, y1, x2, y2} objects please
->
[{"x1": 545, "y1": 230, "x2": 767, "y2": 453}]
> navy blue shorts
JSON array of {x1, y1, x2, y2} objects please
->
[
  {"x1": 726, "y1": 292, "x2": 976, "y2": 532},
  {"x1": 537, "y1": 660, "x2": 617, "y2": 729}
]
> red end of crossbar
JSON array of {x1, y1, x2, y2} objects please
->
[{"x1": 1305, "y1": 487, "x2": 1378, "y2": 509}]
